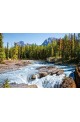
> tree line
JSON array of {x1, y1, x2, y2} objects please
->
[{"x1": 0, "y1": 33, "x2": 80, "y2": 63}]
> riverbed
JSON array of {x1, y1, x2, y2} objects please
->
[{"x1": 0, "y1": 61, "x2": 75, "y2": 88}]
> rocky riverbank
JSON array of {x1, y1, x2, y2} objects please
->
[
  {"x1": 60, "y1": 77, "x2": 76, "y2": 88},
  {"x1": 75, "y1": 65, "x2": 80, "y2": 87},
  {"x1": 0, "y1": 60, "x2": 77, "y2": 88},
  {"x1": 0, "y1": 60, "x2": 32, "y2": 74},
  {"x1": 0, "y1": 83, "x2": 38, "y2": 88},
  {"x1": 31, "y1": 66, "x2": 64, "y2": 80}
]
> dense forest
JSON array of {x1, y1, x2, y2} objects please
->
[{"x1": 0, "y1": 33, "x2": 80, "y2": 64}]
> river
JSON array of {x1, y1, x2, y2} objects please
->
[{"x1": 0, "y1": 61, "x2": 75, "y2": 88}]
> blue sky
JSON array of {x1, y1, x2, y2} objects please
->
[{"x1": 3, "y1": 33, "x2": 67, "y2": 47}]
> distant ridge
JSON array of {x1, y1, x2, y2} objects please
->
[
  {"x1": 15, "y1": 37, "x2": 58, "y2": 46},
  {"x1": 42, "y1": 37, "x2": 58, "y2": 45},
  {"x1": 16, "y1": 41, "x2": 25, "y2": 46}
]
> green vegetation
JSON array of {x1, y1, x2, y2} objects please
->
[
  {"x1": 3, "y1": 79, "x2": 10, "y2": 88},
  {"x1": 0, "y1": 33, "x2": 80, "y2": 64},
  {"x1": 0, "y1": 33, "x2": 5, "y2": 63}
]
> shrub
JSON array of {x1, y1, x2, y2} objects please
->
[{"x1": 3, "y1": 79, "x2": 10, "y2": 88}]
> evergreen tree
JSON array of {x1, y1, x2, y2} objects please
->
[
  {"x1": 6, "y1": 42, "x2": 9, "y2": 60},
  {"x1": 12, "y1": 43, "x2": 18, "y2": 60},
  {"x1": 0, "y1": 33, "x2": 5, "y2": 63},
  {"x1": 51, "y1": 47, "x2": 54, "y2": 57}
]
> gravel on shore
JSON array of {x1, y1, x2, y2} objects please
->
[{"x1": 0, "y1": 60, "x2": 32, "y2": 74}]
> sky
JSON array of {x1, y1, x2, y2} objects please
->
[{"x1": 3, "y1": 33, "x2": 67, "y2": 47}]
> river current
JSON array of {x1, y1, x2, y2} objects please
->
[{"x1": 0, "y1": 61, "x2": 75, "y2": 88}]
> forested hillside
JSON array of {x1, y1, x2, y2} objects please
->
[{"x1": 0, "y1": 33, "x2": 80, "y2": 64}]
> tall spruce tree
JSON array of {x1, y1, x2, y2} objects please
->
[
  {"x1": 12, "y1": 43, "x2": 18, "y2": 60},
  {"x1": 6, "y1": 42, "x2": 9, "y2": 60},
  {"x1": 0, "y1": 33, "x2": 5, "y2": 63}
]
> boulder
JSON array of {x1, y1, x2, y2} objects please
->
[
  {"x1": 31, "y1": 74, "x2": 40, "y2": 80},
  {"x1": 75, "y1": 67, "x2": 80, "y2": 87},
  {"x1": 39, "y1": 68, "x2": 48, "y2": 72},
  {"x1": 47, "y1": 66, "x2": 55, "y2": 70},
  {"x1": 31, "y1": 74, "x2": 37, "y2": 80},
  {"x1": 36, "y1": 66, "x2": 47, "y2": 70},
  {"x1": 50, "y1": 69, "x2": 59, "y2": 75},
  {"x1": 78, "y1": 67, "x2": 80, "y2": 72},
  {"x1": 39, "y1": 72, "x2": 48, "y2": 78},
  {"x1": 60, "y1": 77, "x2": 76, "y2": 88},
  {"x1": 56, "y1": 70, "x2": 64, "y2": 75}
]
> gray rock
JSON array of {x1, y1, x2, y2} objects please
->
[
  {"x1": 31, "y1": 74, "x2": 36, "y2": 80},
  {"x1": 78, "y1": 67, "x2": 80, "y2": 72},
  {"x1": 50, "y1": 69, "x2": 59, "y2": 75},
  {"x1": 56, "y1": 70, "x2": 64, "y2": 75},
  {"x1": 60, "y1": 77, "x2": 76, "y2": 88},
  {"x1": 39, "y1": 72, "x2": 48, "y2": 78}
]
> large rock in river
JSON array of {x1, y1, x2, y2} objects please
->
[
  {"x1": 31, "y1": 74, "x2": 40, "y2": 80},
  {"x1": 31, "y1": 74, "x2": 36, "y2": 80},
  {"x1": 75, "y1": 66, "x2": 80, "y2": 87},
  {"x1": 39, "y1": 72, "x2": 48, "y2": 78},
  {"x1": 60, "y1": 77, "x2": 76, "y2": 88},
  {"x1": 56, "y1": 70, "x2": 64, "y2": 75}
]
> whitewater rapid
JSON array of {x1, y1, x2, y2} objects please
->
[{"x1": 0, "y1": 61, "x2": 75, "y2": 88}]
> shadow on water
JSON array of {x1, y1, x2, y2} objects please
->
[
  {"x1": 64, "y1": 69, "x2": 75, "y2": 72},
  {"x1": 69, "y1": 72, "x2": 75, "y2": 79}
]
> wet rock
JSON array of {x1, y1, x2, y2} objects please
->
[
  {"x1": 47, "y1": 66, "x2": 55, "y2": 70},
  {"x1": 36, "y1": 66, "x2": 47, "y2": 70},
  {"x1": 60, "y1": 77, "x2": 76, "y2": 88},
  {"x1": 39, "y1": 68, "x2": 48, "y2": 72},
  {"x1": 39, "y1": 72, "x2": 48, "y2": 78},
  {"x1": 31, "y1": 74, "x2": 37, "y2": 80},
  {"x1": 37, "y1": 66, "x2": 64, "y2": 77},
  {"x1": 75, "y1": 67, "x2": 80, "y2": 87},
  {"x1": 49, "y1": 69, "x2": 59, "y2": 75},
  {"x1": 31, "y1": 74, "x2": 40, "y2": 80},
  {"x1": 56, "y1": 70, "x2": 64, "y2": 75},
  {"x1": 78, "y1": 67, "x2": 80, "y2": 72}
]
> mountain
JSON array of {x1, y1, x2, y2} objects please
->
[
  {"x1": 16, "y1": 41, "x2": 25, "y2": 46},
  {"x1": 42, "y1": 37, "x2": 58, "y2": 46}
]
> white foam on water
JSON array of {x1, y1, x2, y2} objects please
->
[
  {"x1": 0, "y1": 62, "x2": 75, "y2": 87},
  {"x1": 29, "y1": 74, "x2": 65, "y2": 88}
]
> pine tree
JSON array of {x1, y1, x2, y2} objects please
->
[
  {"x1": 6, "y1": 42, "x2": 9, "y2": 60},
  {"x1": 51, "y1": 47, "x2": 54, "y2": 57},
  {"x1": 12, "y1": 43, "x2": 18, "y2": 60},
  {"x1": 0, "y1": 33, "x2": 5, "y2": 63}
]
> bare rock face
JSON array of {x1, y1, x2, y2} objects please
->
[{"x1": 60, "y1": 77, "x2": 76, "y2": 88}]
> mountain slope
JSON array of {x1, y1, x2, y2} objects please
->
[
  {"x1": 16, "y1": 41, "x2": 25, "y2": 46},
  {"x1": 42, "y1": 37, "x2": 58, "y2": 45}
]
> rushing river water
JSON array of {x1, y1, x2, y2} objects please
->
[{"x1": 0, "y1": 61, "x2": 75, "y2": 88}]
